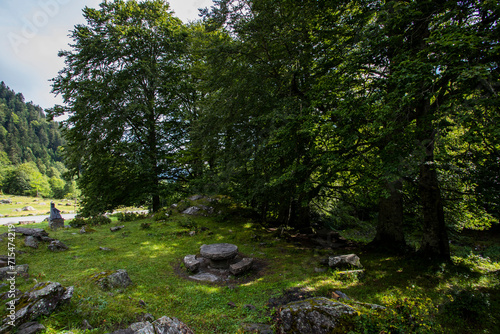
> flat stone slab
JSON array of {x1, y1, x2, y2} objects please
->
[
  {"x1": 200, "y1": 243, "x2": 238, "y2": 261},
  {"x1": 189, "y1": 272, "x2": 220, "y2": 283},
  {"x1": 230, "y1": 258, "x2": 253, "y2": 275}
]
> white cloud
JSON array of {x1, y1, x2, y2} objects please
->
[{"x1": 0, "y1": 0, "x2": 214, "y2": 109}]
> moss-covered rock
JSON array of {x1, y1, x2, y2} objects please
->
[
  {"x1": 91, "y1": 269, "x2": 132, "y2": 291},
  {"x1": 277, "y1": 297, "x2": 357, "y2": 334},
  {"x1": 0, "y1": 281, "x2": 73, "y2": 330}
]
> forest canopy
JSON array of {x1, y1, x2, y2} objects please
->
[{"x1": 48, "y1": 0, "x2": 499, "y2": 260}]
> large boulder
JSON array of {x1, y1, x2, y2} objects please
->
[
  {"x1": 92, "y1": 270, "x2": 132, "y2": 291},
  {"x1": 109, "y1": 316, "x2": 193, "y2": 334},
  {"x1": 0, "y1": 282, "x2": 73, "y2": 330},
  {"x1": 24, "y1": 236, "x2": 39, "y2": 249},
  {"x1": 277, "y1": 297, "x2": 357, "y2": 334}
]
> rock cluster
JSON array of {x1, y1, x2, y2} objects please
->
[{"x1": 183, "y1": 243, "x2": 254, "y2": 283}]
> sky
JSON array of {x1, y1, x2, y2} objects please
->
[{"x1": 0, "y1": 0, "x2": 214, "y2": 110}]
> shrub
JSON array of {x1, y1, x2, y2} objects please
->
[
  {"x1": 89, "y1": 215, "x2": 111, "y2": 226},
  {"x1": 70, "y1": 215, "x2": 111, "y2": 227},
  {"x1": 153, "y1": 208, "x2": 171, "y2": 221},
  {"x1": 441, "y1": 289, "x2": 491, "y2": 324},
  {"x1": 117, "y1": 212, "x2": 148, "y2": 222}
]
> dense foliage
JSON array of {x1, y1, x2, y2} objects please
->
[
  {"x1": 50, "y1": 0, "x2": 498, "y2": 259},
  {"x1": 0, "y1": 82, "x2": 76, "y2": 198}
]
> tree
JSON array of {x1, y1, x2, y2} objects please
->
[{"x1": 51, "y1": 0, "x2": 191, "y2": 215}]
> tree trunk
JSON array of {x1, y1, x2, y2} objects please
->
[
  {"x1": 416, "y1": 103, "x2": 450, "y2": 260},
  {"x1": 370, "y1": 179, "x2": 407, "y2": 252},
  {"x1": 418, "y1": 153, "x2": 450, "y2": 260}
]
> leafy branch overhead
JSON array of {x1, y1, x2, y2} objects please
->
[{"x1": 46, "y1": 0, "x2": 498, "y2": 260}]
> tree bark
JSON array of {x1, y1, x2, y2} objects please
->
[
  {"x1": 418, "y1": 147, "x2": 450, "y2": 260},
  {"x1": 370, "y1": 179, "x2": 407, "y2": 252}
]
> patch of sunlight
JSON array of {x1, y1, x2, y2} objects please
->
[
  {"x1": 141, "y1": 241, "x2": 151, "y2": 246},
  {"x1": 240, "y1": 277, "x2": 265, "y2": 287},
  {"x1": 194, "y1": 285, "x2": 220, "y2": 294},
  {"x1": 244, "y1": 223, "x2": 253, "y2": 229}
]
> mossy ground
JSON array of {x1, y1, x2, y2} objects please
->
[{"x1": 0, "y1": 198, "x2": 499, "y2": 333}]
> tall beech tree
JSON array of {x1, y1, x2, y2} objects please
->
[{"x1": 51, "y1": 0, "x2": 190, "y2": 214}]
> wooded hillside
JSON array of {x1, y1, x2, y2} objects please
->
[{"x1": 0, "y1": 82, "x2": 76, "y2": 198}]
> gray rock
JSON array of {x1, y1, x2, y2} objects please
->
[
  {"x1": 188, "y1": 195, "x2": 203, "y2": 201},
  {"x1": 334, "y1": 291, "x2": 350, "y2": 300},
  {"x1": 188, "y1": 272, "x2": 220, "y2": 283},
  {"x1": 153, "y1": 316, "x2": 194, "y2": 334},
  {"x1": 241, "y1": 323, "x2": 273, "y2": 334},
  {"x1": 24, "y1": 236, "x2": 39, "y2": 249},
  {"x1": 47, "y1": 240, "x2": 69, "y2": 252},
  {"x1": 48, "y1": 218, "x2": 65, "y2": 230},
  {"x1": 12, "y1": 227, "x2": 49, "y2": 239},
  {"x1": 110, "y1": 225, "x2": 125, "y2": 232},
  {"x1": 183, "y1": 255, "x2": 201, "y2": 273},
  {"x1": 0, "y1": 199, "x2": 12, "y2": 204},
  {"x1": 278, "y1": 297, "x2": 357, "y2": 334},
  {"x1": 230, "y1": 258, "x2": 253, "y2": 275},
  {"x1": 92, "y1": 270, "x2": 132, "y2": 291},
  {"x1": 200, "y1": 243, "x2": 238, "y2": 261},
  {"x1": 328, "y1": 254, "x2": 362, "y2": 268},
  {"x1": 129, "y1": 321, "x2": 155, "y2": 334},
  {"x1": 181, "y1": 206, "x2": 201, "y2": 215},
  {"x1": 17, "y1": 321, "x2": 46, "y2": 334},
  {"x1": 0, "y1": 281, "x2": 73, "y2": 328},
  {"x1": 22, "y1": 206, "x2": 36, "y2": 211},
  {"x1": 0, "y1": 264, "x2": 29, "y2": 280}
]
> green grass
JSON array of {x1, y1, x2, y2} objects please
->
[
  {"x1": 1, "y1": 200, "x2": 499, "y2": 333},
  {"x1": 0, "y1": 194, "x2": 78, "y2": 218}
]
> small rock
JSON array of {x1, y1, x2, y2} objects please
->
[
  {"x1": 244, "y1": 304, "x2": 256, "y2": 310},
  {"x1": 183, "y1": 255, "x2": 201, "y2": 273},
  {"x1": 17, "y1": 321, "x2": 46, "y2": 334},
  {"x1": 228, "y1": 302, "x2": 236, "y2": 308},
  {"x1": 0, "y1": 264, "x2": 29, "y2": 280},
  {"x1": 189, "y1": 272, "x2": 219, "y2": 283},
  {"x1": 99, "y1": 247, "x2": 112, "y2": 251},
  {"x1": 189, "y1": 231, "x2": 196, "y2": 236},
  {"x1": 110, "y1": 225, "x2": 125, "y2": 232},
  {"x1": 328, "y1": 254, "x2": 362, "y2": 269},
  {"x1": 334, "y1": 291, "x2": 350, "y2": 300},
  {"x1": 47, "y1": 240, "x2": 69, "y2": 252},
  {"x1": 92, "y1": 269, "x2": 132, "y2": 291},
  {"x1": 22, "y1": 206, "x2": 36, "y2": 211}
]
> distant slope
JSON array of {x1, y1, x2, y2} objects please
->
[{"x1": 0, "y1": 81, "x2": 75, "y2": 198}]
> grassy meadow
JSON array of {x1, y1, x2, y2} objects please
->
[
  {"x1": 0, "y1": 196, "x2": 499, "y2": 333},
  {"x1": 0, "y1": 195, "x2": 78, "y2": 218}
]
